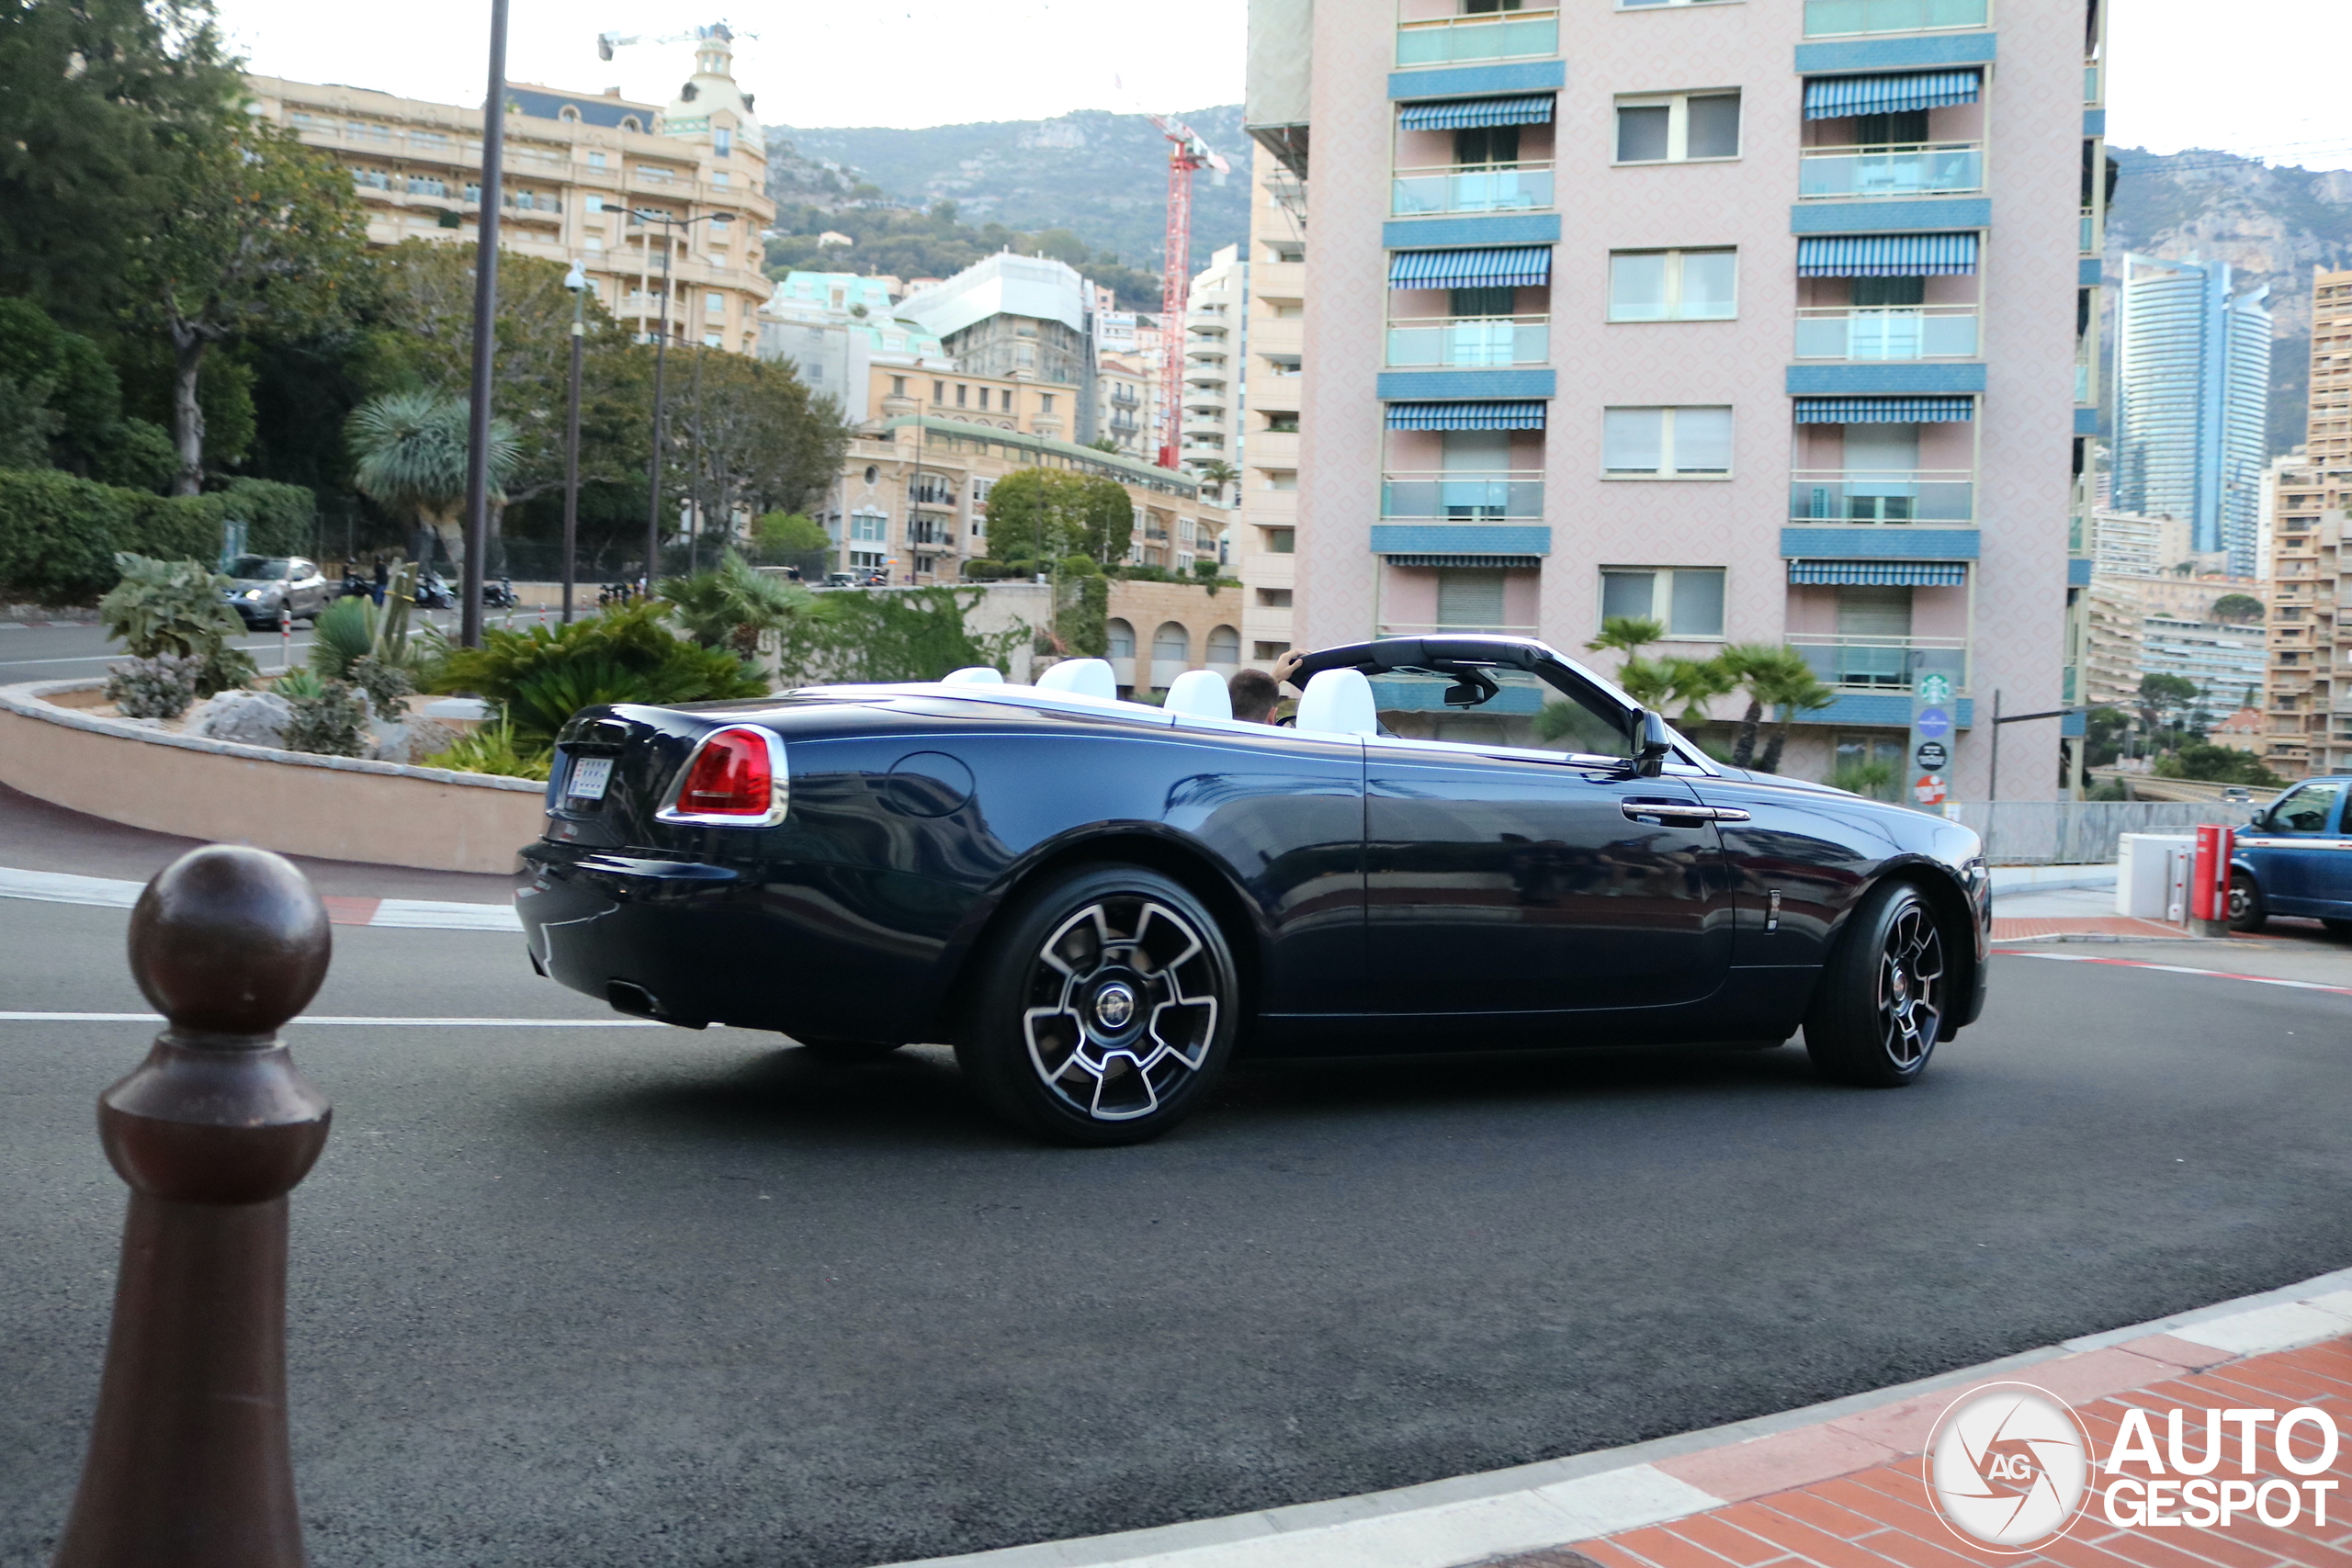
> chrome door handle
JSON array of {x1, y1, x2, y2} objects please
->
[{"x1": 1622, "y1": 800, "x2": 1749, "y2": 824}]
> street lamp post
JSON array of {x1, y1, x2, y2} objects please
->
[
  {"x1": 458, "y1": 0, "x2": 510, "y2": 649},
  {"x1": 561, "y1": 260, "x2": 587, "y2": 624},
  {"x1": 635, "y1": 209, "x2": 720, "y2": 598}
]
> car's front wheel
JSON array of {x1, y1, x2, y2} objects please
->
[
  {"x1": 2228, "y1": 871, "x2": 2267, "y2": 932},
  {"x1": 1804, "y1": 880, "x2": 1950, "y2": 1088},
  {"x1": 956, "y1": 864, "x2": 1238, "y2": 1145}
]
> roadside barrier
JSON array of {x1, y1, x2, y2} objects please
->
[{"x1": 51, "y1": 844, "x2": 332, "y2": 1568}]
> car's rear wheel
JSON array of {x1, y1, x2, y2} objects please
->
[
  {"x1": 2228, "y1": 872, "x2": 2267, "y2": 932},
  {"x1": 955, "y1": 864, "x2": 1238, "y2": 1145},
  {"x1": 1804, "y1": 881, "x2": 1949, "y2": 1088}
]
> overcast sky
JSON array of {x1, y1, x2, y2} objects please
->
[{"x1": 217, "y1": 0, "x2": 2350, "y2": 168}]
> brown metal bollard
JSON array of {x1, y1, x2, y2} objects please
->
[{"x1": 53, "y1": 844, "x2": 333, "y2": 1568}]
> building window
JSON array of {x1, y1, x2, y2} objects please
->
[
  {"x1": 711, "y1": 171, "x2": 730, "y2": 186},
  {"x1": 560, "y1": 106, "x2": 581, "y2": 122},
  {"x1": 1106, "y1": 619, "x2": 1136, "y2": 659},
  {"x1": 1600, "y1": 567, "x2": 1726, "y2": 637},
  {"x1": 586, "y1": 235, "x2": 602, "y2": 251},
  {"x1": 1608, "y1": 249, "x2": 1737, "y2": 321},
  {"x1": 1041, "y1": 393, "x2": 1056, "y2": 412},
  {"x1": 706, "y1": 292, "x2": 725, "y2": 319},
  {"x1": 1437, "y1": 569, "x2": 1510, "y2": 632},
  {"x1": 1603, "y1": 406, "x2": 1734, "y2": 476},
  {"x1": 956, "y1": 384, "x2": 968, "y2": 407},
  {"x1": 1207, "y1": 626, "x2": 1242, "y2": 664},
  {"x1": 714, "y1": 127, "x2": 731, "y2": 157},
  {"x1": 1265, "y1": 527, "x2": 1296, "y2": 553},
  {"x1": 1615, "y1": 92, "x2": 1741, "y2": 164},
  {"x1": 1258, "y1": 588, "x2": 1294, "y2": 608},
  {"x1": 1265, "y1": 412, "x2": 1299, "y2": 433},
  {"x1": 620, "y1": 116, "x2": 642, "y2": 132},
  {"x1": 849, "y1": 510, "x2": 888, "y2": 544},
  {"x1": 891, "y1": 376, "x2": 907, "y2": 397},
  {"x1": 933, "y1": 380, "x2": 945, "y2": 402},
  {"x1": 702, "y1": 333, "x2": 720, "y2": 347}
]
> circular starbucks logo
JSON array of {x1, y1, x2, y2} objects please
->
[{"x1": 1923, "y1": 1382, "x2": 2093, "y2": 1552}]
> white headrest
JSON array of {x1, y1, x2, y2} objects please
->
[
  {"x1": 1034, "y1": 658, "x2": 1118, "y2": 701},
  {"x1": 1162, "y1": 669, "x2": 1232, "y2": 721},
  {"x1": 1295, "y1": 668, "x2": 1378, "y2": 737},
  {"x1": 940, "y1": 666, "x2": 1004, "y2": 685}
]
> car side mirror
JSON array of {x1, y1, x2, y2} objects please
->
[{"x1": 1634, "y1": 709, "x2": 1674, "y2": 778}]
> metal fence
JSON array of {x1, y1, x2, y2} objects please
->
[{"x1": 1944, "y1": 801, "x2": 2259, "y2": 865}]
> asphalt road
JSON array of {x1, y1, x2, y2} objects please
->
[
  {"x1": 3, "y1": 896, "x2": 2349, "y2": 1568},
  {"x1": 0, "y1": 611, "x2": 469, "y2": 684}
]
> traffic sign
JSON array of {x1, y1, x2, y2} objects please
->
[
  {"x1": 1915, "y1": 706, "x2": 1952, "y2": 740},
  {"x1": 1915, "y1": 739, "x2": 1949, "y2": 770}
]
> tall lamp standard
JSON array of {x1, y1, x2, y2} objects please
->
[
  {"x1": 560, "y1": 259, "x2": 587, "y2": 623},
  {"x1": 458, "y1": 0, "x2": 510, "y2": 649},
  {"x1": 632, "y1": 208, "x2": 721, "y2": 596}
]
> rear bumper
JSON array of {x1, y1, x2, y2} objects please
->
[{"x1": 515, "y1": 842, "x2": 967, "y2": 1042}]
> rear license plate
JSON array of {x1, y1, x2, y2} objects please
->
[{"x1": 567, "y1": 756, "x2": 613, "y2": 801}]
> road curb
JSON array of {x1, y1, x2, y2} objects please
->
[{"x1": 881, "y1": 1268, "x2": 2352, "y2": 1568}]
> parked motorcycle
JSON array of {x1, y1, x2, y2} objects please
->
[
  {"x1": 412, "y1": 570, "x2": 455, "y2": 610},
  {"x1": 481, "y1": 576, "x2": 519, "y2": 609}
]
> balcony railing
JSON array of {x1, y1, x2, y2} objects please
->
[
  {"x1": 1793, "y1": 306, "x2": 1979, "y2": 360},
  {"x1": 1797, "y1": 142, "x2": 1984, "y2": 199},
  {"x1": 1391, "y1": 163, "x2": 1555, "y2": 216},
  {"x1": 1787, "y1": 634, "x2": 1969, "y2": 692},
  {"x1": 1395, "y1": 9, "x2": 1559, "y2": 66},
  {"x1": 2084, "y1": 63, "x2": 2101, "y2": 106},
  {"x1": 1381, "y1": 470, "x2": 1545, "y2": 520},
  {"x1": 1789, "y1": 469, "x2": 1975, "y2": 525},
  {"x1": 1803, "y1": 0, "x2": 1986, "y2": 36},
  {"x1": 1386, "y1": 315, "x2": 1550, "y2": 367},
  {"x1": 2080, "y1": 209, "x2": 2099, "y2": 255},
  {"x1": 2075, "y1": 358, "x2": 2093, "y2": 405}
]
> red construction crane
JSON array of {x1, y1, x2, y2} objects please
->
[{"x1": 1147, "y1": 113, "x2": 1229, "y2": 471}]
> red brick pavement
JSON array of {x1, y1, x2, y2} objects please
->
[{"x1": 1486, "y1": 1337, "x2": 2352, "y2": 1568}]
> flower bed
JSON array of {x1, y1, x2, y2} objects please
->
[{"x1": 0, "y1": 678, "x2": 544, "y2": 875}]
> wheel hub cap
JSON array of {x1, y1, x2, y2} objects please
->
[
  {"x1": 1022, "y1": 899, "x2": 1221, "y2": 1122},
  {"x1": 1877, "y1": 906, "x2": 1946, "y2": 1069},
  {"x1": 1091, "y1": 981, "x2": 1137, "y2": 1032}
]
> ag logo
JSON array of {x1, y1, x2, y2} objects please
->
[{"x1": 1924, "y1": 1382, "x2": 2094, "y2": 1552}]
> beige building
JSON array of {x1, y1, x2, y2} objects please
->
[
  {"x1": 247, "y1": 30, "x2": 774, "y2": 355},
  {"x1": 2091, "y1": 511, "x2": 2195, "y2": 579},
  {"x1": 1180, "y1": 244, "x2": 1247, "y2": 485},
  {"x1": 1239, "y1": 143, "x2": 1306, "y2": 668},
  {"x1": 1104, "y1": 579, "x2": 1247, "y2": 697},
  {"x1": 2262, "y1": 267, "x2": 2352, "y2": 777},
  {"x1": 822, "y1": 417, "x2": 1229, "y2": 590}
]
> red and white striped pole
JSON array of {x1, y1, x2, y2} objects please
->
[{"x1": 2189, "y1": 823, "x2": 2234, "y2": 937}]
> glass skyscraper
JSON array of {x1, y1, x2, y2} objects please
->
[{"x1": 2113, "y1": 254, "x2": 2271, "y2": 574}]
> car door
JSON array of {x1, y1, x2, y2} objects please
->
[
  {"x1": 1359, "y1": 669, "x2": 1734, "y2": 1016},
  {"x1": 2243, "y1": 780, "x2": 2345, "y2": 913}
]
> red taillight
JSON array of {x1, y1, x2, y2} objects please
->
[{"x1": 669, "y1": 728, "x2": 775, "y2": 820}]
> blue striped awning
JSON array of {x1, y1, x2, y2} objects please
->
[
  {"x1": 1803, "y1": 70, "x2": 1982, "y2": 120},
  {"x1": 1796, "y1": 232, "x2": 1979, "y2": 276},
  {"x1": 1389, "y1": 246, "x2": 1552, "y2": 289},
  {"x1": 1397, "y1": 95, "x2": 1555, "y2": 131},
  {"x1": 1385, "y1": 400, "x2": 1547, "y2": 430},
  {"x1": 1384, "y1": 554, "x2": 1544, "y2": 568},
  {"x1": 1788, "y1": 560, "x2": 1970, "y2": 586},
  {"x1": 1793, "y1": 395, "x2": 1975, "y2": 423}
]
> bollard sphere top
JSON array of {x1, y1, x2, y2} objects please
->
[{"x1": 128, "y1": 845, "x2": 331, "y2": 1038}]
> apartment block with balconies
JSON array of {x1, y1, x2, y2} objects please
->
[
  {"x1": 2262, "y1": 272, "x2": 2352, "y2": 778},
  {"x1": 246, "y1": 37, "x2": 774, "y2": 356},
  {"x1": 1239, "y1": 144, "x2": 1309, "y2": 668},
  {"x1": 1246, "y1": 0, "x2": 2084, "y2": 793}
]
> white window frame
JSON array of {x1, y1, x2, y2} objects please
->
[
  {"x1": 1608, "y1": 248, "x2": 1738, "y2": 322},
  {"x1": 848, "y1": 509, "x2": 888, "y2": 545},
  {"x1": 1613, "y1": 91, "x2": 1743, "y2": 164},
  {"x1": 1602, "y1": 406, "x2": 1736, "y2": 479},
  {"x1": 1599, "y1": 566, "x2": 1729, "y2": 639}
]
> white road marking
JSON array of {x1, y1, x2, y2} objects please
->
[
  {"x1": 0, "y1": 865, "x2": 522, "y2": 929},
  {"x1": 1997, "y1": 950, "x2": 2352, "y2": 995},
  {"x1": 0, "y1": 1011, "x2": 662, "y2": 1027}
]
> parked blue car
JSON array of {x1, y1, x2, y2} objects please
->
[{"x1": 2230, "y1": 775, "x2": 2352, "y2": 934}]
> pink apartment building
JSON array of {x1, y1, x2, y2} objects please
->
[{"x1": 1244, "y1": 0, "x2": 2107, "y2": 795}]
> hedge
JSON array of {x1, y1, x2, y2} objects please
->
[{"x1": 0, "y1": 471, "x2": 315, "y2": 604}]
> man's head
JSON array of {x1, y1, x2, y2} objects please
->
[{"x1": 1229, "y1": 668, "x2": 1280, "y2": 723}]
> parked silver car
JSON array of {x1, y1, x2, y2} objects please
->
[{"x1": 220, "y1": 556, "x2": 330, "y2": 629}]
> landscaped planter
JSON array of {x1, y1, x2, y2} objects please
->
[{"x1": 0, "y1": 679, "x2": 544, "y2": 875}]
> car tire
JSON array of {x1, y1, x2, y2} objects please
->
[
  {"x1": 797, "y1": 1038, "x2": 904, "y2": 1063},
  {"x1": 1803, "y1": 880, "x2": 1951, "y2": 1089},
  {"x1": 955, "y1": 863, "x2": 1238, "y2": 1145},
  {"x1": 2227, "y1": 872, "x2": 2267, "y2": 933}
]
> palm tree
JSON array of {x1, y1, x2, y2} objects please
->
[
  {"x1": 1718, "y1": 644, "x2": 1814, "y2": 767},
  {"x1": 1193, "y1": 458, "x2": 1239, "y2": 506},
  {"x1": 1657, "y1": 654, "x2": 1736, "y2": 729},
  {"x1": 1584, "y1": 615, "x2": 1665, "y2": 656},
  {"x1": 662, "y1": 551, "x2": 819, "y2": 664},
  {"x1": 347, "y1": 390, "x2": 518, "y2": 571},
  {"x1": 1755, "y1": 665, "x2": 1838, "y2": 774}
]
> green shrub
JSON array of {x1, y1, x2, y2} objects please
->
[
  {"x1": 1827, "y1": 759, "x2": 1898, "y2": 800},
  {"x1": 0, "y1": 471, "x2": 314, "y2": 604},
  {"x1": 433, "y1": 601, "x2": 767, "y2": 750},
  {"x1": 271, "y1": 666, "x2": 323, "y2": 699},
  {"x1": 961, "y1": 558, "x2": 1010, "y2": 581},
  {"x1": 775, "y1": 585, "x2": 1027, "y2": 685},
  {"x1": 423, "y1": 719, "x2": 551, "y2": 781},
  {"x1": 280, "y1": 680, "x2": 368, "y2": 758},
  {"x1": 346, "y1": 654, "x2": 413, "y2": 717},
  {"x1": 99, "y1": 554, "x2": 245, "y2": 659},
  {"x1": 309, "y1": 594, "x2": 377, "y2": 679},
  {"x1": 104, "y1": 654, "x2": 201, "y2": 719}
]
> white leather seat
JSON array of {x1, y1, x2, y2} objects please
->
[
  {"x1": 1295, "y1": 668, "x2": 1378, "y2": 736},
  {"x1": 1161, "y1": 669, "x2": 1232, "y2": 721},
  {"x1": 940, "y1": 666, "x2": 1004, "y2": 685},
  {"x1": 1034, "y1": 658, "x2": 1118, "y2": 701}
]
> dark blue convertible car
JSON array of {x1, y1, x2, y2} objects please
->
[{"x1": 517, "y1": 636, "x2": 1990, "y2": 1144}]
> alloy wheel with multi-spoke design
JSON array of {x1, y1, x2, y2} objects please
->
[
  {"x1": 1021, "y1": 897, "x2": 1221, "y2": 1122},
  {"x1": 1875, "y1": 901, "x2": 1947, "y2": 1070}
]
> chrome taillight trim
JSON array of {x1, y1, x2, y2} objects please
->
[{"x1": 653, "y1": 725, "x2": 789, "y2": 827}]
